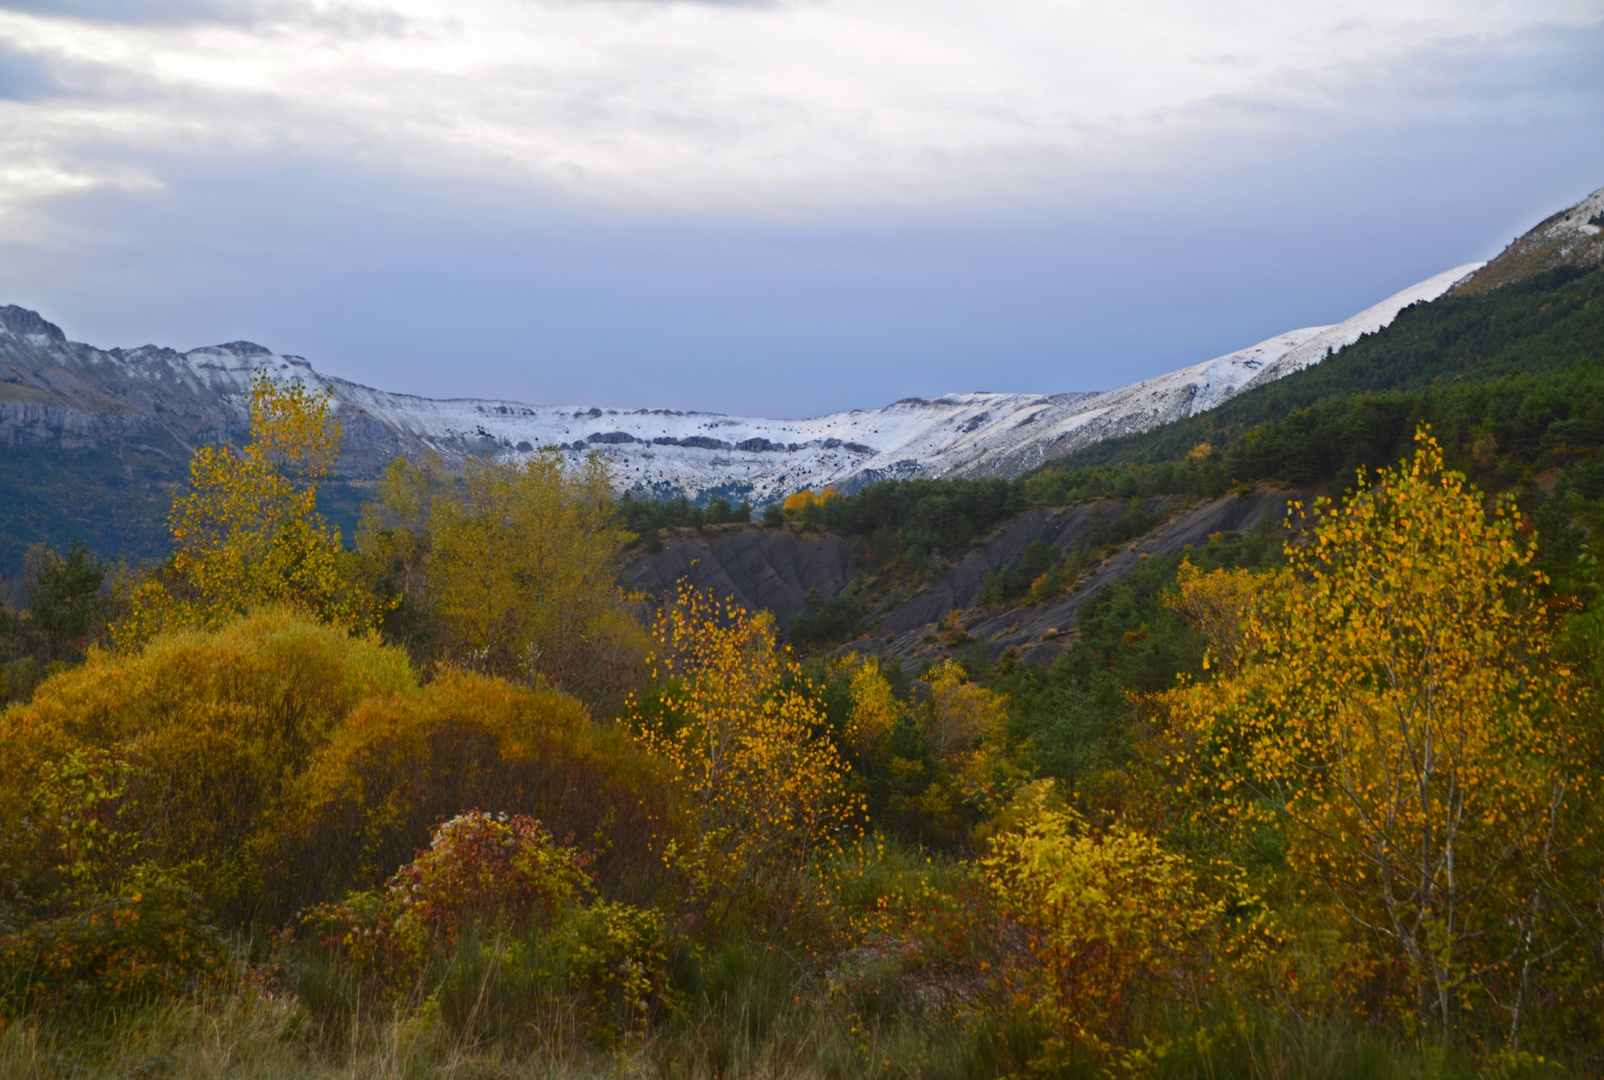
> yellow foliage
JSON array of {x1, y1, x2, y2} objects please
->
[
  {"x1": 1166, "y1": 559, "x2": 1277, "y2": 675},
  {"x1": 839, "y1": 653, "x2": 902, "y2": 761},
  {"x1": 781, "y1": 487, "x2": 840, "y2": 514},
  {"x1": 0, "y1": 609, "x2": 676, "y2": 925},
  {"x1": 629, "y1": 583, "x2": 860, "y2": 915},
  {"x1": 0, "y1": 610, "x2": 415, "y2": 922},
  {"x1": 279, "y1": 669, "x2": 677, "y2": 908},
  {"x1": 926, "y1": 659, "x2": 1009, "y2": 785},
  {"x1": 1158, "y1": 430, "x2": 1596, "y2": 1037},
  {"x1": 357, "y1": 451, "x2": 648, "y2": 707},
  {"x1": 981, "y1": 784, "x2": 1223, "y2": 1073},
  {"x1": 123, "y1": 376, "x2": 385, "y2": 643}
]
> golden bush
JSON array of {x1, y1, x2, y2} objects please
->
[
  {"x1": 278, "y1": 669, "x2": 680, "y2": 911},
  {"x1": 981, "y1": 786, "x2": 1223, "y2": 1074},
  {"x1": 781, "y1": 487, "x2": 840, "y2": 515},
  {"x1": 0, "y1": 610, "x2": 415, "y2": 923}
]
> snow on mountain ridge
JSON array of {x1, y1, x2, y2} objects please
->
[
  {"x1": 0, "y1": 261, "x2": 1483, "y2": 505},
  {"x1": 304, "y1": 262, "x2": 1480, "y2": 501}
]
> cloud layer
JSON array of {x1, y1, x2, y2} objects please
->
[
  {"x1": 0, "y1": 0, "x2": 1599, "y2": 415},
  {"x1": 3, "y1": 0, "x2": 1598, "y2": 215}
]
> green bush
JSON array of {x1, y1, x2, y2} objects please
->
[{"x1": 0, "y1": 876, "x2": 229, "y2": 1019}]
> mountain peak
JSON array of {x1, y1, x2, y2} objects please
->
[
  {"x1": 0, "y1": 305, "x2": 66, "y2": 345},
  {"x1": 1454, "y1": 184, "x2": 1604, "y2": 295}
]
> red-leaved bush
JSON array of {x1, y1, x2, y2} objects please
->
[{"x1": 306, "y1": 811, "x2": 591, "y2": 987}]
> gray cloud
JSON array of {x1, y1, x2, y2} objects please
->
[{"x1": 0, "y1": 0, "x2": 407, "y2": 32}]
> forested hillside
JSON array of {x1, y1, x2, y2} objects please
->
[
  {"x1": 1045, "y1": 263, "x2": 1603, "y2": 481},
  {"x1": 728, "y1": 263, "x2": 1604, "y2": 617}
]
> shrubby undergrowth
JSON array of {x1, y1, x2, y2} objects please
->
[{"x1": 3, "y1": 373, "x2": 1604, "y2": 1079}]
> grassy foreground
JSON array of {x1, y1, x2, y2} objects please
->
[{"x1": 4, "y1": 995, "x2": 1577, "y2": 1080}]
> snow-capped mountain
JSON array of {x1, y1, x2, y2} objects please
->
[{"x1": 0, "y1": 262, "x2": 1481, "y2": 506}]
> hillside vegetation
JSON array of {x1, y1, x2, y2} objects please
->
[
  {"x1": 1043, "y1": 263, "x2": 1604, "y2": 477},
  {"x1": 736, "y1": 265, "x2": 1604, "y2": 621},
  {"x1": 4, "y1": 307, "x2": 1604, "y2": 1079}
]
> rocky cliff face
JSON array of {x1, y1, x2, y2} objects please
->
[
  {"x1": 0, "y1": 310, "x2": 449, "y2": 475},
  {"x1": 625, "y1": 528, "x2": 855, "y2": 628}
]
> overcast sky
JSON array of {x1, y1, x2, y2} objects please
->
[{"x1": 0, "y1": 0, "x2": 1600, "y2": 417}]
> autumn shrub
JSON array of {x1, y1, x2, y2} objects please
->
[
  {"x1": 0, "y1": 749, "x2": 232, "y2": 1019},
  {"x1": 306, "y1": 812, "x2": 591, "y2": 984},
  {"x1": 4, "y1": 749, "x2": 145, "y2": 924},
  {"x1": 278, "y1": 669, "x2": 681, "y2": 911},
  {"x1": 0, "y1": 874, "x2": 230, "y2": 1020},
  {"x1": 630, "y1": 583, "x2": 861, "y2": 933},
  {"x1": 302, "y1": 812, "x2": 670, "y2": 1044},
  {"x1": 0, "y1": 610, "x2": 416, "y2": 924},
  {"x1": 402, "y1": 901, "x2": 672, "y2": 1049},
  {"x1": 980, "y1": 786, "x2": 1224, "y2": 1076},
  {"x1": 781, "y1": 487, "x2": 841, "y2": 517}
]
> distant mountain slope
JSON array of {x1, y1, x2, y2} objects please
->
[
  {"x1": 935, "y1": 264, "x2": 1480, "y2": 478},
  {"x1": 1, "y1": 264, "x2": 1475, "y2": 514},
  {"x1": 1453, "y1": 185, "x2": 1604, "y2": 296},
  {"x1": 9, "y1": 184, "x2": 1602, "y2": 575},
  {"x1": 1047, "y1": 259, "x2": 1604, "y2": 479}
]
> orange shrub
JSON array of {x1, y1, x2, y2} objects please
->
[{"x1": 781, "y1": 487, "x2": 840, "y2": 515}]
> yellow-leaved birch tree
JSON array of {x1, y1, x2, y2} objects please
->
[
  {"x1": 124, "y1": 375, "x2": 382, "y2": 643},
  {"x1": 1161, "y1": 429, "x2": 1593, "y2": 1043},
  {"x1": 630, "y1": 583, "x2": 860, "y2": 923}
]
